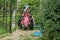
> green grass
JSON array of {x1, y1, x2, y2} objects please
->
[
  {"x1": 0, "y1": 14, "x2": 17, "y2": 35},
  {"x1": 0, "y1": 26, "x2": 8, "y2": 35},
  {"x1": 0, "y1": 15, "x2": 9, "y2": 35},
  {"x1": 34, "y1": 25, "x2": 40, "y2": 30},
  {"x1": 6, "y1": 38, "x2": 13, "y2": 40}
]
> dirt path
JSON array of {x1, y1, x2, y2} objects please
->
[{"x1": 0, "y1": 30, "x2": 39, "y2": 40}]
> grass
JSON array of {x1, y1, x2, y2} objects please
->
[
  {"x1": 6, "y1": 38, "x2": 13, "y2": 40},
  {"x1": 18, "y1": 31, "x2": 41, "y2": 40},
  {"x1": 19, "y1": 35, "x2": 41, "y2": 40},
  {"x1": 0, "y1": 25, "x2": 8, "y2": 35},
  {"x1": 34, "y1": 25, "x2": 40, "y2": 30},
  {"x1": 0, "y1": 26, "x2": 8, "y2": 39},
  {"x1": 0, "y1": 13, "x2": 18, "y2": 35},
  {"x1": 0, "y1": 15, "x2": 9, "y2": 35}
]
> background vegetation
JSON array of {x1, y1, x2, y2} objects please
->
[
  {"x1": 0, "y1": 0, "x2": 17, "y2": 35},
  {"x1": 18, "y1": 0, "x2": 40, "y2": 24},
  {"x1": 39, "y1": 0, "x2": 60, "y2": 40},
  {"x1": 0, "y1": 0, "x2": 60, "y2": 40}
]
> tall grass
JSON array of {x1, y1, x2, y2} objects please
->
[{"x1": 0, "y1": 24, "x2": 8, "y2": 35}]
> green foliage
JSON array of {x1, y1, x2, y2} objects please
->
[
  {"x1": 0, "y1": 0, "x2": 16, "y2": 35},
  {"x1": 11, "y1": 0, "x2": 17, "y2": 8},
  {"x1": 0, "y1": 21, "x2": 8, "y2": 35},
  {"x1": 40, "y1": 0, "x2": 60, "y2": 40},
  {"x1": 19, "y1": 0, "x2": 40, "y2": 24}
]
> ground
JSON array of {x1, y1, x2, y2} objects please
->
[{"x1": 0, "y1": 29, "x2": 40, "y2": 40}]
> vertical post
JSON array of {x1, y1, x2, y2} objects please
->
[
  {"x1": 10, "y1": 0, "x2": 12, "y2": 33},
  {"x1": 6, "y1": 0, "x2": 8, "y2": 28},
  {"x1": 3, "y1": 0, "x2": 5, "y2": 27},
  {"x1": 12, "y1": 0, "x2": 16, "y2": 28}
]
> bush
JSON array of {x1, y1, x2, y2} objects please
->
[{"x1": 40, "y1": 0, "x2": 60, "y2": 40}]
